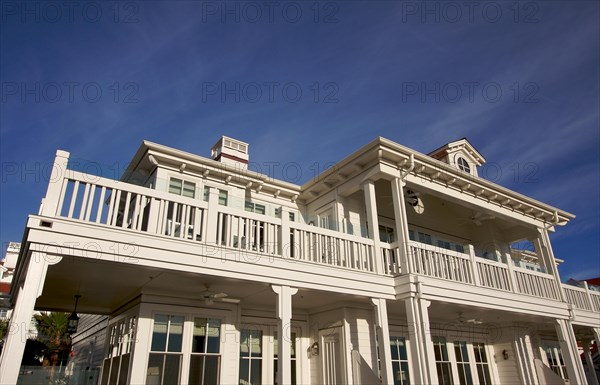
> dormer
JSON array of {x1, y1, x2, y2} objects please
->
[
  {"x1": 210, "y1": 136, "x2": 249, "y2": 170},
  {"x1": 427, "y1": 138, "x2": 485, "y2": 177}
]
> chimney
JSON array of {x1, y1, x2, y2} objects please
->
[{"x1": 210, "y1": 136, "x2": 249, "y2": 170}]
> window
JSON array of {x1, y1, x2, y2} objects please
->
[
  {"x1": 273, "y1": 332, "x2": 297, "y2": 385},
  {"x1": 544, "y1": 344, "x2": 568, "y2": 380},
  {"x1": 473, "y1": 343, "x2": 492, "y2": 385},
  {"x1": 457, "y1": 157, "x2": 470, "y2": 173},
  {"x1": 239, "y1": 329, "x2": 263, "y2": 385},
  {"x1": 408, "y1": 230, "x2": 416, "y2": 241},
  {"x1": 379, "y1": 225, "x2": 396, "y2": 243},
  {"x1": 101, "y1": 316, "x2": 136, "y2": 385},
  {"x1": 169, "y1": 178, "x2": 196, "y2": 198},
  {"x1": 189, "y1": 318, "x2": 222, "y2": 385},
  {"x1": 390, "y1": 336, "x2": 410, "y2": 385},
  {"x1": 454, "y1": 341, "x2": 473, "y2": 385},
  {"x1": 437, "y1": 240, "x2": 451, "y2": 251},
  {"x1": 147, "y1": 315, "x2": 184, "y2": 385},
  {"x1": 218, "y1": 190, "x2": 228, "y2": 206},
  {"x1": 432, "y1": 337, "x2": 453, "y2": 385},
  {"x1": 203, "y1": 187, "x2": 210, "y2": 202},
  {"x1": 245, "y1": 201, "x2": 266, "y2": 215},
  {"x1": 418, "y1": 232, "x2": 432, "y2": 245}
]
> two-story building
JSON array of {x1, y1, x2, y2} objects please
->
[{"x1": 0, "y1": 136, "x2": 598, "y2": 385}]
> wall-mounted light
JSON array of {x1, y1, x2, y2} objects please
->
[
  {"x1": 67, "y1": 295, "x2": 81, "y2": 335},
  {"x1": 502, "y1": 349, "x2": 509, "y2": 360},
  {"x1": 310, "y1": 342, "x2": 319, "y2": 357}
]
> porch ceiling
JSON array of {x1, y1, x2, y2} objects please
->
[{"x1": 35, "y1": 257, "x2": 372, "y2": 315}]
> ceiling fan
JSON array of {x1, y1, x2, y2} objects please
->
[
  {"x1": 457, "y1": 312, "x2": 483, "y2": 325},
  {"x1": 470, "y1": 211, "x2": 495, "y2": 226},
  {"x1": 405, "y1": 189, "x2": 425, "y2": 214},
  {"x1": 200, "y1": 285, "x2": 240, "y2": 305}
]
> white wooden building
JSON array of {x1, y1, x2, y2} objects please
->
[{"x1": 0, "y1": 136, "x2": 598, "y2": 385}]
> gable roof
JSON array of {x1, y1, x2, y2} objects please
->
[{"x1": 427, "y1": 138, "x2": 486, "y2": 165}]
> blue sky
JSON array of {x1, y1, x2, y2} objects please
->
[{"x1": 1, "y1": 1, "x2": 598, "y2": 280}]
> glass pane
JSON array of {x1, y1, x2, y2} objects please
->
[
  {"x1": 168, "y1": 316, "x2": 184, "y2": 352},
  {"x1": 477, "y1": 365, "x2": 491, "y2": 385},
  {"x1": 255, "y1": 205, "x2": 265, "y2": 215},
  {"x1": 146, "y1": 354, "x2": 163, "y2": 385},
  {"x1": 245, "y1": 202, "x2": 254, "y2": 212},
  {"x1": 164, "y1": 354, "x2": 181, "y2": 384},
  {"x1": 250, "y1": 330, "x2": 262, "y2": 357},
  {"x1": 398, "y1": 338, "x2": 407, "y2": 361},
  {"x1": 189, "y1": 356, "x2": 205, "y2": 385},
  {"x1": 204, "y1": 356, "x2": 220, "y2": 385},
  {"x1": 207, "y1": 319, "x2": 221, "y2": 353},
  {"x1": 169, "y1": 178, "x2": 182, "y2": 195},
  {"x1": 239, "y1": 358, "x2": 249, "y2": 384},
  {"x1": 250, "y1": 359, "x2": 262, "y2": 385},
  {"x1": 390, "y1": 338, "x2": 399, "y2": 360},
  {"x1": 118, "y1": 354, "x2": 130, "y2": 385},
  {"x1": 218, "y1": 190, "x2": 228, "y2": 206},
  {"x1": 401, "y1": 362, "x2": 411, "y2": 385},
  {"x1": 193, "y1": 318, "x2": 208, "y2": 353},
  {"x1": 240, "y1": 330, "x2": 250, "y2": 357},
  {"x1": 183, "y1": 181, "x2": 196, "y2": 198},
  {"x1": 151, "y1": 315, "x2": 168, "y2": 352}
]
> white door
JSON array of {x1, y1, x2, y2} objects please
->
[{"x1": 320, "y1": 328, "x2": 344, "y2": 385}]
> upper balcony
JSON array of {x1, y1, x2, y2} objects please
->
[{"x1": 26, "y1": 147, "x2": 598, "y2": 325}]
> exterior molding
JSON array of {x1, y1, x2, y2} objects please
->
[
  {"x1": 0, "y1": 252, "x2": 54, "y2": 384},
  {"x1": 271, "y1": 285, "x2": 298, "y2": 385},
  {"x1": 405, "y1": 294, "x2": 438, "y2": 385},
  {"x1": 371, "y1": 298, "x2": 394, "y2": 384},
  {"x1": 555, "y1": 318, "x2": 587, "y2": 384}
]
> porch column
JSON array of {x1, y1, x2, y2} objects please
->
[
  {"x1": 583, "y1": 340, "x2": 599, "y2": 385},
  {"x1": 371, "y1": 298, "x2": 393, "y2": 384},
  {"x1": 405, "y1": 292, "x2": 438, "y2": 385},
  {"x1": 363, "y1": 180, "x2": 384, "y2": 274},
  {"x1": 555, "y1": 318, "x2": 587, "y2": 384},
  {"x1": 535, "y1": 229, "x2": 567, "y2": 302},
  {"x1": 391, "y1": 177, "x2": 411, "y2": 274},
  {"x1": 271, "y1": 285, "x2": 298, "y2": 385},
  {"x1": 128, "y1": 303, "x2": 153, "y2": 385},
  {"x1": 39, "y1": 150, "x2": 70, "y2": 216},
  {"x1": 512, "y1": 325, "x2": 538, "y2": 385},
  {"x1": 205, "y1": 187, "x2": 221, "y2": 245},
  {"x1": 0, "y1": 252, "x2": 56, "y2": 385}
]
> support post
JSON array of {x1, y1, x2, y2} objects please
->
[
  {"x1": 555, "y1": 319, "x2": 587, "y2": 384},
  {"x1": 128, "y1": 303, "x2": 153, "y2": 385},
  {"x1": 40, "y1": 150, "x2": 70, "y2": 217},
  {"x1": 583, "y1": 340, "x2": 599, "y2": 385},
  {"x1": 391, "y1": 178, "x2": 411, "y2": 274},
  {"x1": 504, "y1": 251, "x2": 519, "y2": 293},
  {"x1": 0, "y1": 252, "x2": 55, "y2": 384},
  {"x1": 537, "y1": 229, "x2": 567, "y2": 302},
  {"x1": 371, "y1": 298, "x2": 393, "y2": 384},
  {"x1": 205, "y1": 187, "x2": 220, "y2": 245},
  {"x1": 271, "y1": 285, "x2": 298, "y2": 385},
  {"x1": 363, "y1": 180, "x2": 383, "y2": 274},
  {"x1": 467, "y1": 244, "x2": 481, "y2": 287},
  {"x1": 404, "y1": 289, "x2": 438, "y2": 385}
]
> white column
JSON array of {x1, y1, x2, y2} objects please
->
[
  {"x1": 583, "y1": 341, "x2": 599, "y2": 385},
  {"x1": 205, "y1": 187, "x2": 220, "y2": 245},
  {"x1": 280, "y1": 207, "x2": 291, "y2": 257},
  {"x1": 40, "y1": 150, "x2": 70, "y2": 217},
  {"x1": 512, "y1": 325, "x2": 538, "y2": 385},
  {"x1": 371, "y1": 298, "x2": 393, "y2": 384},
  {"x1": 537, "y1": 229, "x2": 567, "y2": 302},
  {"x1": 128, "y1": 303, "x2": 153, "y2": 385},
  {"x1": 0, "y1": 252, "x2": 55, "y2": 384},
  {"x1": 405, "y1": 294, "x2": 438, "y2": 385},
  {"x1": 391, "y1": 178, "x2": 411, "y2": 274},
  {"x1": 555, "y1": 319, "x2": 587, "y2": 384},
  {"x1": 271, "y1": 285, "x2": 298, "y2": 385},
  {"x1": 363, "y1": 180, "x2": 384, "y2": 274}
]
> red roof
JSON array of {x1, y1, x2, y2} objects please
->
[
  {"x1": 0, "y1": 282, "x2": 10, "y2": 294},
  {"x1": 584, "y1": 277, "x2": 600, "y2": 286}
]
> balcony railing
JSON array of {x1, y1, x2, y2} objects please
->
[
  {"x1": 562, "y1": 284, "x2": 600, "y2": 312},
  {"x1": 40, "y1": 162, "x2": 599, "y2": 312}
]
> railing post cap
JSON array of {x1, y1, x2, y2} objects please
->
[{"x1": 56, "y1": 150, "x2": 70, "y2": 158}]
